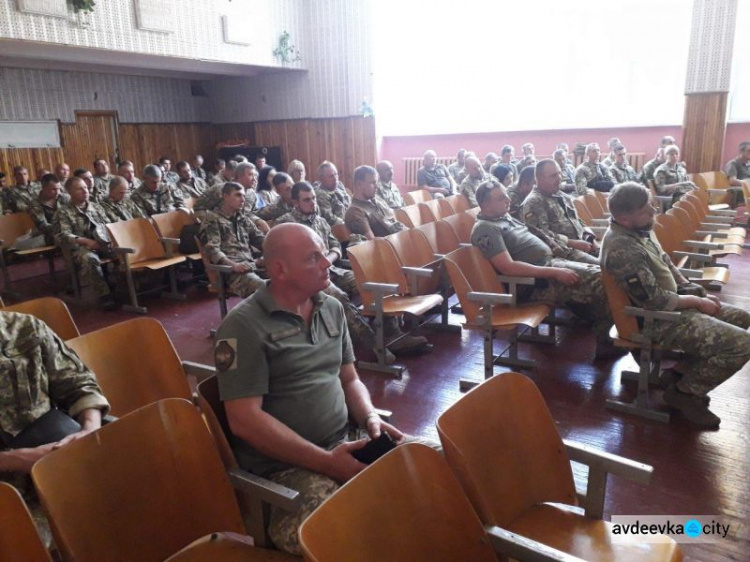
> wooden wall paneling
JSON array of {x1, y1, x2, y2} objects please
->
[
  {"x1": 682, "y1": 92, "x2": 728, "y2": 173},
  {"x1": 339, "y1": 118, "x2": 355, "y2": 188},
  {"x1": 307, "y1": 119, "x2": 328, "y2": 182},
  {"x1": 0, "y1": 147, "x2": 65, "y2": 179},
  {"x1": 59, "y1": 113, "x2": 119, "y2": 172},
  {"x1": 213, "y1": 123, "x2": 256, "y2": 147},
  {"x1": 283, "y1": 120, "x2": 311, "y2": 173}
]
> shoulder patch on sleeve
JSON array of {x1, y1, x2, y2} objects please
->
[
  {"x1": 625, "y1": 275, "x2": 649, "y2": 302},
  {"x1": 214, "y1": 338, "x2": 237, "y2": 372},
  {"x1": 476, "y1": 234, "x2": 491, "y2": 252}
]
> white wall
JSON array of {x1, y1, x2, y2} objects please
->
[{"x1": 0, "y1": 67, "x2": 209, "y2": 122}]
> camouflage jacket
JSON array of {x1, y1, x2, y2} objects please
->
[
  {"x1": 638, "y1": 158, "x2": 662, "y2": 184},
  {"x1": 199, "y1": 209, "x2": 265, "y2": 266},
  {"x1": 609, "y1": 162, "x2": 638, "y2": 184},
  {"x1": 314, "y1": 182, "x2": 350, "y2": 226},
  {"x1": 654, "y1": 163, "x2": 690, "y2": 193},
  {"x1": 28, "y1": 194, "x2": 69, "y2": 243},
  {"x1": 275, "y1": 207, "x2": 341, "y2": 254},
  {"x1": 131, "y1": 183, "x2": 185, "y2": 216},
  {"x1": 6, "y1": 184, "x2": 41, "y2": 213},
  {"x1": 99, "y1": 195, "x2": 147, "y2": 223},
  {"x1": 724, "y1": 158, "x2": 750, "y2": 181},
  {"x1": 376, "y1": 180, "x2": 405, "y2": 209},
  {"x1": 52, "y1": 200, "x2": 111, "y2": 248},
  {"x1": 521, "y1": 187, "x2": 592, "y2": 244},
  {"x1": 506, "y1": 183, "x2": 530, "y2": 220},
  {"x1": 459, "y1": 173, "x2": 487, "y2": 208},
  {"x1": 574, "y1": 161, "x2": 614, "y2": 195},
  {"x1": 92, "y1": 174, "x2": 114, "y2": 202},
  {"x1": 175, "y1": 177, "x2": 209, "y2": 199},
  {"x1": 257, "y1": 199, "x2": 294, "y2": 222},
  {"x1": 0, "y1": 311, "x2": 109, "y2": 439}
]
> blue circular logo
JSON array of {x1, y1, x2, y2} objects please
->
[{"x1": 685, "y1": 519, "x2": 702, "y2": 538}]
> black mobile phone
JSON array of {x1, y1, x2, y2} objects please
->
[{"x1": 351, "y1": 431, "x2": 397, "y2": 464}]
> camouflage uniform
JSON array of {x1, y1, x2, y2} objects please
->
[
  {"x1": 638, "y1": 158, "x2": 662, "y2": 184},
  {"x1": 257, "y1": 199, "x2": 294, "y2": 222},
  {"x1": 560, "y1": 163, "x2": 577, "y2": 193},
  {"x1": 721, "y1": 158, "x2": 748, "y2": 207},
  {"x1": 505, "y1": 183, "x2": 530, "y2": 220},
  {"x1": 345, "y1": 196, "x2": 407, "y2": 238},
  {"x1": 53, "y1": 200, "x2": 113, "y2": 297},
  {"x1": 521, "y1": 187, "x2": 599, "y2": 265},
  {"x1": 199, "y1": 209, "x2": 266, "y2": 298},
  {"x1": 315, "y1": 182, "x2": 350, "y2": 226},
  {"x1": 448, "y1": 162, "x2": 464, "y2": 184},
  {"x1": 601, "y1": 221, "x2": 750, "y2": 396},
  {"x1": 471, "y1": 213, "x2": 612, "y2": 341},
  {"x1": 459, "y1": 173, "x2": 487, "y2": 208},
  {"x1": 653, "y1": 162, "x2": 696, "y2": 198},
  {"x1": 194, "y1": 166, "x2": 207, "y2": 181},
  {"x1": 125, "y1": 178, "x2": 142, "y2": 192},
  {"x1": 164, "y1": 171, "x2": 180, "y2": 185},
  {"x1": 0, "y1": 311, "x2": 110, "y2": 546},
  {"x1": 28, "y1": 193, "x2": 69, "y2": 245},
  {"x1": 609, "y1": 162, "x2": 638, "y2": 184},
  {"x1": 275, "y1": 207, "x2": 376, "y2": 349},
  {"x1": 99, "y1": 195, "x2": 147, "y2": 223},
  {"x1": 175, "y1": 177, "x2": 209, "y2": 200},
  {"x1": 92, "y1": 174, "x2": 114, "y2": 202},
  {"x1": 6, "y1": 183, "x2": 41, "y2": 213},
  {"x1": 194, "y1": 183, "x2": 223, "y2": 218},
  {"x1": 258, "y1": 189, "x2": 279, "y2": 207},
  {"x1": 376, "y1": 180, "x2": 405, "y2": 209},
  {"x1": 574, "y1": 161, "x2": 615, "y2": 195},
  {"x1": 209, "y1": 174, "x2": 228, "y2": 189},
  {"x1": 131, "y1": 182, "x2": 186, "y2": 216}
]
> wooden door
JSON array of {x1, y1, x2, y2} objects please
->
[{"x1": 59, "y1": 112, "x2": 120, "y2": 171}]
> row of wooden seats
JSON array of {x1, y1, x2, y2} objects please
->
[{"x1": 395, "y1": 192, "x2": 472, "y2": 228}]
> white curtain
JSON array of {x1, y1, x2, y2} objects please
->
[
  {"x1": 372, "y1": 0, "x2": 692, "y2": 136},
  {"x1": 729, "y1": 0, "x2": 750, "y2": 123}
]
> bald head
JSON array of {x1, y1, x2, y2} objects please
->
[{"x1": 264, "y1": 223, "x2": 322, "y2": 271}]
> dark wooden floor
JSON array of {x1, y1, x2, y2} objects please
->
[{"x1": 4, "y1": 246, "x2": 749, "y2": 561}]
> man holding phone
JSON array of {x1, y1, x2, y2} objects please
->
[{"x1": 214, "y1": 223, "x2": 407, "y2": 555}]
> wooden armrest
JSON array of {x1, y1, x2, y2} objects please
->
[
  {"x1": 673, "y1": 251, "x2": 713, "y2": 263},
  {"x1": 707, "y1": 188, "x2": 729, "y2": 194},
  {"x1": 683, "y1": 240, "x2": 723, "y2": 250},
  {"x1": 679, "y1": 268, "x2": 703, "y2": 278},
  {"x1": 704, "y1": 215, "x2": 734, "y2": 223},
  {"x1": 695, "y1": 230, "x2": 727, "y2": 238},
  {"x1": 563, "y1": 439, "x2": 653, "y2": 485},
  {"x1": 467, "y1": 291, "x2": 512, "y2": 305},
  {"x1": 485, "y1": 526, "x2": 585, "y2": 562},
  {"x1": 362, "y1": 281, "x2": 399, "y2": 294},
  {"x1": 459, "y1": 242, "x2": 472, "y2": 248},
  {"x1": 497, "y1": 275, "x2": 536, "y2": 285},
  {"x1": 161, "y1": 236, "x2": 181, "y2": 244},
  {"x1": 228, "y1": 467, "x2": 300, "y2": 512},
  {"x1": 182, "y1": 361, "x2": 215, "y2": 383},
  {"x1": 654, "y1": 195, "x2": 672, "y2": 203},
  {"x1": 433, "y1": 253, "x2": 446, "y2": 259},
  {"x1": 113, "y1": 246, "x2": 135, "y2": 254},
  {"x1": 624, "y1": 306, "x2": 680, "y2": 322},
  {"x1": 590, "y1": 218, "x2": 609, "y2": 226},
  {"x1": 708, "y1": 209, "x2": 737, "y2": 217},
  {"x1": 401, "y1": 266, "x2": 434, "y2": 278},
  {"x1": 589, "y1": 226, "x2": 607, "y2": 237}
]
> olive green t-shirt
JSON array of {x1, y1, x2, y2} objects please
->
[
  {"x1": 471, "y1": 213, "x2": 553, "y2": 266},
  {"x1": 215, "y1": 283, "x2": 354, "y2": 476}
]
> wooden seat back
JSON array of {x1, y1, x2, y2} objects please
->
[
  {"x1": 0, "y1": 297, "x2": 80, "y2": 340},
  {"x1": 418, "y1": 199, "x2": 443, "y2": 223},
  {"x1": 299, "y1": 443, "x2": 497, "y2": 562},
  {"x1": 417, "y1": 221, "x2": 460, "y2": 255},
  {"x1": 402, "y1": 188, "x2": 431, "y2": 206},
  {"x1": 670, "y1": 205, "x2": 698, "y2": 236},
  {"x1": 675, "y1": 198, "x2": 705, "y2": 225},
  {"x1": 601, "y1": 270, "x2": 639, "y2": 341},
  {"x1": 195, "y1": 375, "x2": 239, "y2": 471},
  {"x1": 436, "y1": 372, "x2": 576, "y2": 528},
  {"x1": 699, "y1": 171, "x2": 730, "y2": 189},
  {"x1": 442, "y1": 193, "x2": 471, "y2": 214},
  {"x1": 0, "y1": 483, "x2": 52, "y2": 562},
  {"x1": 443, "y1": 246, "x2": 506, "y2": 324},
  {"x1": 0, "y1": 212, "x2": 36, "y2": 249},
  {"x1": 583, "y1": 191, "x2": 607, "y2": 219},
  {"x1": 331, "y1": 223, "x2": 352, "y2": 244},
  {"x1": 106, "y1": 217, "x2": 167, "y2": 264},
  {"x1": 347, "y1": 239, "x2": 408, "y2": 309},
  {"x1": 653, "y1": 215, "x2": 681, "y2": 257},
  {"x1": 394, "y1": 204, "x2": 422, "y2": 228},
  {"x1": 592, "y1": 189, "x2": 609, "y2": 212},
  {"x1": 32, "y1": 399, "x2": 246, "y2": 562},
  {"x1": 689, "y1": 173, "x2": 709, "y2": 190},
  {"x1": 152, "y1": 210, "x2": 196, "y2": 239},
  {"x1": 573, "y1": 197, "x2": 596, "y2": 226},
  {"x1": 385, "y1": 229, "x2": 442, "y2": 295},
  {"x1": 66, "y1": 317, "x2": 192, "y2": 417},
  {"x1": 441, "y1": 211, "x2": 477, "y2": 244}
]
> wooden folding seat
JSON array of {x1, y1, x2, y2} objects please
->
[
  {"x1": 331, "y1": 222, "x2": 352, "y2": 244},
  {"x1": 670, "y1": 206, "x2": 742, "y2": 258},
  {"x1": 347, "y1": 239, "x2": 443, "y2": 378},
  {"x1": 0, "y1": 296, "x2": 80, "y2": 340},
  {"x1": 32, "y1": 399, "x2": 295, "y2": 561},
  {"x1": 689, "y1": 175, "x2": 733, "y2": 211},
  {"x1": 66, "y1": 317, "x2": 212, "y2": 417},
  {"x1": 440, "y1": 211, "x2": 477, "y2": 244},
  {"x1": 417, "y1": 199, "x2": 445, "y2": 223},
  {"x1": 0, "y1": 483, "x2": 52, "y2": 562},
  {"x1": 417, "y1": 220, "x2": 462, "y2": 256},
  {"x1": 0, "y1": 212, "x2": 57, "y2": 297},
  {"x1": 679, "y1": 194, "x2": 745, "y2": 240},
  {"x1": 299, "y1": 443, "x2": 577, "y2": 562},
  {"x1": 402, "y1": 188, "x2": 431, "y2": 206},
  {"x1": 443, "y1": 246, "x2": 550, "y2": 389},
  {"x1": 601, "y1": 271, "x2": 682, "y2": 422},
  {"x1": 385, "y1": 228, "x2": 458, "y2": 332},
  {"x1": 654, "y1": 215, "x2": 729, "y2": 289},
  {"x1": 441, "y1": 193, "x2": 471, "y2": 214},
  {"x1": 583, "y1": 190, "x2": 611, "y2": 221},
  {"x1": 698, "y1": 171, "x2": 734, "y2": 206},
  {"x1": 394, "y1": 204, "x2": 422, "y2": 228},
  {"x1": 106, "y1": 217, "x2": 187, "y2": 313},
  {"x1": 196, "y1": 376, "x2": 301, "y2": 549},
  {"x1": 436, "y1": 372, "x2": 681, "y2": 561},
  {"x1": 645, "y1": 179, "x2": 673, "y2": 212},
  {"x1": 151, "y1": 210, "x2": 202, "y2": 261}
]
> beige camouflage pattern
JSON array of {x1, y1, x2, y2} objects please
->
[
  {"x1": 376, "y1": 180, "x2": 405, "y2": 209},
  {"x1": 505, "y1": 183, "x2": 529, "y2": 220},
  {"x1": 653, "y1": 163, "x2": 696, "y2": 197},
  {"x1": 131, "y1": 183, "x2": 185, "y2": 216},
  {"x1": 99, "y1": 195, "x2": 147, "y2": 223},
  {"x1": 610, "y1": 162, "x2": 638, "y2": 184},
  {"x1": 522, "y1": 187, "x2": 593, "y2": 245},
  {"x1": 92, "y1": 174, "x2": 114, "y2": 202},
  {"x1": 6, "y1": 184, "x2": 40, "y2": 213},
  {"x1": 459, "y1": 173, "x2": 486, "y2": 208},
  {"x1": 574, "y1": 161, "x2": 615, "y2": 196},
  {"x1": 314, "y1": 182, "x2": 350, "y2": 226},
  {"x1": 638, "y1": 158, "x2": 661, "y2": 184},
  {"x1": 175, "y1": 177, "x2": 208, "y2": 199},
  {"x1": 28, "y1": 194, "x2": 68, "y2": 244},
  {"x1": 258, "y1": 199, "x2": 294, "y2": 222}
]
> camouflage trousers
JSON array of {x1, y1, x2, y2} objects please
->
[
  {"x1": 655, "y1": 304, "x2": 750, "y2": 396},
  {"x1": 227, "y1": 270, "x2": 265, "y2": 299},
  {"x1": 324, "y1": 274, "x2": 376, "y2": 350},
  {"x1": 528, "y1": 258, "x2": 612, "y2": 341},
  {"x1": 554, "y1": 245, "x2": 600, "y2": 265},
  {"x1": 265, "y1": 434, "x2": 441, "y2": 555},
  {"x1": 71, "y1": 248, "x2": 111, "y2": 297}
]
